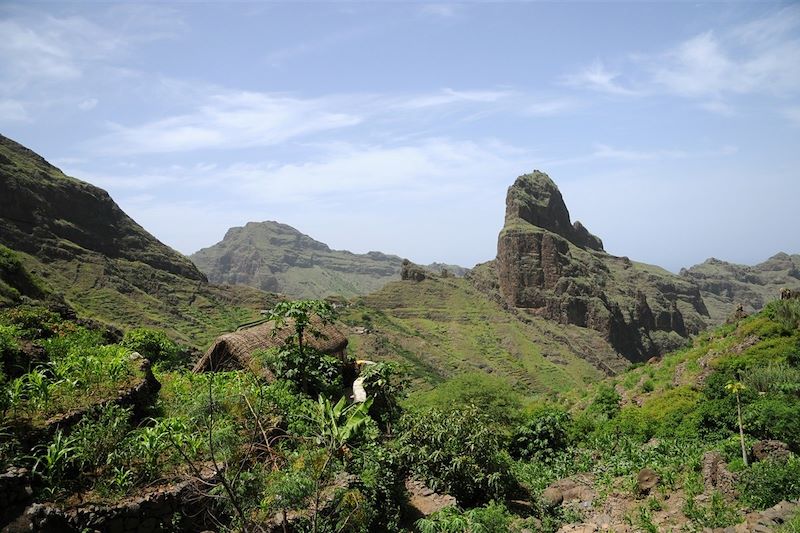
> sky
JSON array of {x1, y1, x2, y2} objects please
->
[{"x1": 1, "y1": 1, "x2": 799, "y2": 272}]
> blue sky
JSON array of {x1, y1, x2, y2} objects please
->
[{"x1": 1, "y1": 1, "x2": 798, "y2": 271}]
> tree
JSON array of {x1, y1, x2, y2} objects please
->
[
  {"x1": 266, "y1": 300, "x2": 336, "y2": 395},
  {"x1": 725, "y1": 381, "x2": 749, "y2": 466}
]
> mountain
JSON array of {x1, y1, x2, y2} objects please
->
[
  {"x1": 486, "y1": 171, "x2": 710, "y2": 362},
  {"x1": 0, "y1": 134, "x2": 270, "y2": 348},
  {"x1": 190, "y1": 221, "x2": 466, "y2": 299},
  {"x1": 680, "y1": 253, "x2": 800, "y2": 325}
]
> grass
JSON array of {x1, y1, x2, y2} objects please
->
[{"x1": 341, "y1": 277, "x2": 623, "y2": 394}]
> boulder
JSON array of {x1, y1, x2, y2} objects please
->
[
  {"x1": 636, "y1": 468, "x2": 659, "y2": 494},
  {"x1": 753, "y1": 440, "x2": 792, "y2": 463}
]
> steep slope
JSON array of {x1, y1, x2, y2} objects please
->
[
  {"x1": 493, "y1": 171, "x2": 709, "y2": 362},
  {"x1": 0, "y1": 134, "x2": 270, "y2": 348},
  {"x1": 681, "y1": 253, "x2": 800, "y2": 325},
  {"x1": 341, "y1": 276, "x2": 629, "y2": 394},
  {"x1": 190, "y1": 221, "x2": 466, "y2": 298}
]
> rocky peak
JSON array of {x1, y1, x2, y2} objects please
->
[
  {"x1": 496, "y1": 170, "x2": 708, "y2": 362},
  {"x1": 505, "y1": 171, "x2": 603, "y2": 251}
]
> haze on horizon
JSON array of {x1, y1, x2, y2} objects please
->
[{"x1": 1, "y1": 1, "x2": 798, "y2": 272}]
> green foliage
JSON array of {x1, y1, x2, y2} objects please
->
[
  {"x1": 416, "y1": 502, "x2": 516, "y2": 533},
  {"x1": 264, "y1": 299, "x2": 342, "y2": 396},
  {"x1": 258, "y1": 346, "x2": 344, "y2": 398},
  {"x1": 744, "y1": 395, "x2": 800, "y2": 449},
  {"x1": 121, "y1": 328, "x2": 185, "y2": 369},
  {"x1": 311, "y1": 395, "x2": 374, "y2": 453},
  {"x1": 744, "y1": 363, "x2": 800, "y2": 395},
  {"x1": 588, "y1": 384, "x2": 621, "y2": 420},
  {"x1": 359, "y1": 361, "x2": 407, "y2": 430},
  {"x1": 0, "y1": 305, "x2": 61, "y2": 339},
  {"x1": 397, "y1": 405, "x2": 515, "y2": 505},
  {"x1": 511, "y1": 406, "x2": 571, "y2": 461},
  {"x1": 407, "y1": 372, "x2": 526, "y2": 427},
  {"x1": 739, "y1": 456, "x2": 800, "y2": 509},
  {"x1": 772, "y1": 299, "x2": 800, "y2": 334},
  {"x1": 683, "y1": 490, "x2": 741, "y2": 528}
]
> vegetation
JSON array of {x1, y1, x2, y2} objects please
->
[{"x1": 1, "y1": 292, "x2": 799, "y2": 531}]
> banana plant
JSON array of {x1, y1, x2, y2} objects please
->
[{"x1": 313, "y1": 395, "x2": 373, "y2": 454}]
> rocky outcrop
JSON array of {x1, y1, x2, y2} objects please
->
[
  {"x1": 400, "y1": 259, "x2": 429, "y2": 282},
  {"x1": 496, "y1": 171, "x2": 709, "y2": 362},
  {"x1": 403, "y1": 478, "x2": 457, "y2": 519},
  {"x1": 23, "y1": 465, "x2": 219, "y2": 533}
]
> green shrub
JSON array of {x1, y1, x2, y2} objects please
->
[
  {"x1": 397, "y1": 406, "x2": 515, "y2": 505},
  {"x1": 257, "y1": 347, "x2": 344, "y2": 398},
  {"x1": 0, "y1": 306, "x2": 61, "y2": 339},
  {"x1": 511, "y1": 406, "x2": 571, "y2": 461},
  {"x1": 121, "y1": 328, "x2": 184, "y2": 369},
  {"x1": 772, "y1": 300, "x2": 800, "y2": 334},
  {"x1": 744, "y1": 394, "x2": 800, "y2": 450},
  {"x1": 416, "y1": 501, "x2": 516, "y2": 533},
  {"x1": 739, "y1": 456, "x2": 800, "y2": 509},
  {"x1": 589, "y1": 384, "x2": 621, "y2": 420}
]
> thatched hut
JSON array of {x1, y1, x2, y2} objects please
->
[{"x1": 192, "y1": 318, "x2": 348, "y2": 375}]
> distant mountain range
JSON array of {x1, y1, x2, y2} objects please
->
[
  {"x1": 190, "y1": 221, "x2": 467, "y2": 299},
  {"x1": 680, "y1": 253, "x2": 800, "y2": 325}
]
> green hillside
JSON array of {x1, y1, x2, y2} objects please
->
[
  {"x1": 0, "y1": 134, "x2": 272, "y2": 349},
  {"x1": 340, "y1": 276, "x2": 629, "y2": 394}
]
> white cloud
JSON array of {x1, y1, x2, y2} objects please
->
[
  {"x1": 398, "y1": 88, "x2": 513, "y2": 109},
  {"x1": 525, "y1": 98, "x2": 579, "y2": 116},
  {"x1": 649, "y1": 28, "x2": 800, "y2": 97},
  {"x1": 563, "y1": 61, "x2": 639, "y2": 96},
  {"x1": 563, "y1": 6, "x2": 800, "y2": 112},
  {"x1": 93, "y1": 91, "x2": 363, "y2": 155}
]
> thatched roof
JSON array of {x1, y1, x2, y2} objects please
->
[{"x1": 192, "y1": 318, "x2": 348, "y2": 374}]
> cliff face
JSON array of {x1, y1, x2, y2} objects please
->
[
  {"x1": 495, "y1": 171, "x2": 708, "y2": 362},
  {"x1": 681, "y1": 253, "x2": 800, "y2": 325}
]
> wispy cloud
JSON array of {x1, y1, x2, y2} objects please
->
[
  {"x1": 398, "y1": 88, "x2": 513, "y2": 109},
  {"x1": 592, "y1": 143, "x2": 737, "y2": 162},
  {"x1": 562, "y1": 5, "x2": 800, "y2": 113},
  {"x1": 92, "y1": 90, "x2": 363, "y2": 155},
  {"x1": 524, "y1": 98, "x2": 580, "y2": 117},
  {"x1": 419, "y1": 4, "x2": 459, "y2": 18},
  {"x1": 562, "y1": 61, "x2": 639, "y2": 96}
]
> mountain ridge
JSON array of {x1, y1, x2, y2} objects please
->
[{"x1": 190, "y1": 220, "x2": 467, "y2": 299}]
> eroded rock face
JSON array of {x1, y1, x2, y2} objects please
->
[{"x1": 496, "y1": 171, "x2": 708, "y2": 362}]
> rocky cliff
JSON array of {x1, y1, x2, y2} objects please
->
[
  {"x1": 681, "y1": 253, "x2": 800, "y2": 325},
  {"x1": 190, "y1": 221, "x2": 466, "y2": 299},
  {"x1": 0, "y1": 134, "x2": 269, "y2": 348},
  {"x1": 494, "y1": 171, "x2": 709, "y2": 362}
]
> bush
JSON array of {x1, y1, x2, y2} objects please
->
[
  {"x1": 589, "y1": 384, "x2": 621, "y2": 420},
  {"x1": 257, "y1": 347, "x2": 344, "y2": 398},
  {"x1": 744, "y1": 395, "x2": 800, "y2": 450},
  {"x1": 739, "y1": 456, "x2": 800, "y2": 509},
  {"x1": 511, "y1": 406, "x2": 571, "y2": 461},
  {"x1": 0, "y1": 306, "x2": 61, "y2": 339},
  {"x1": 121, "y1": 328, "x2": 184, "y2": 369},
  {"x1": 397, "y1": 405, "x2": 516, "y2": 505}
]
